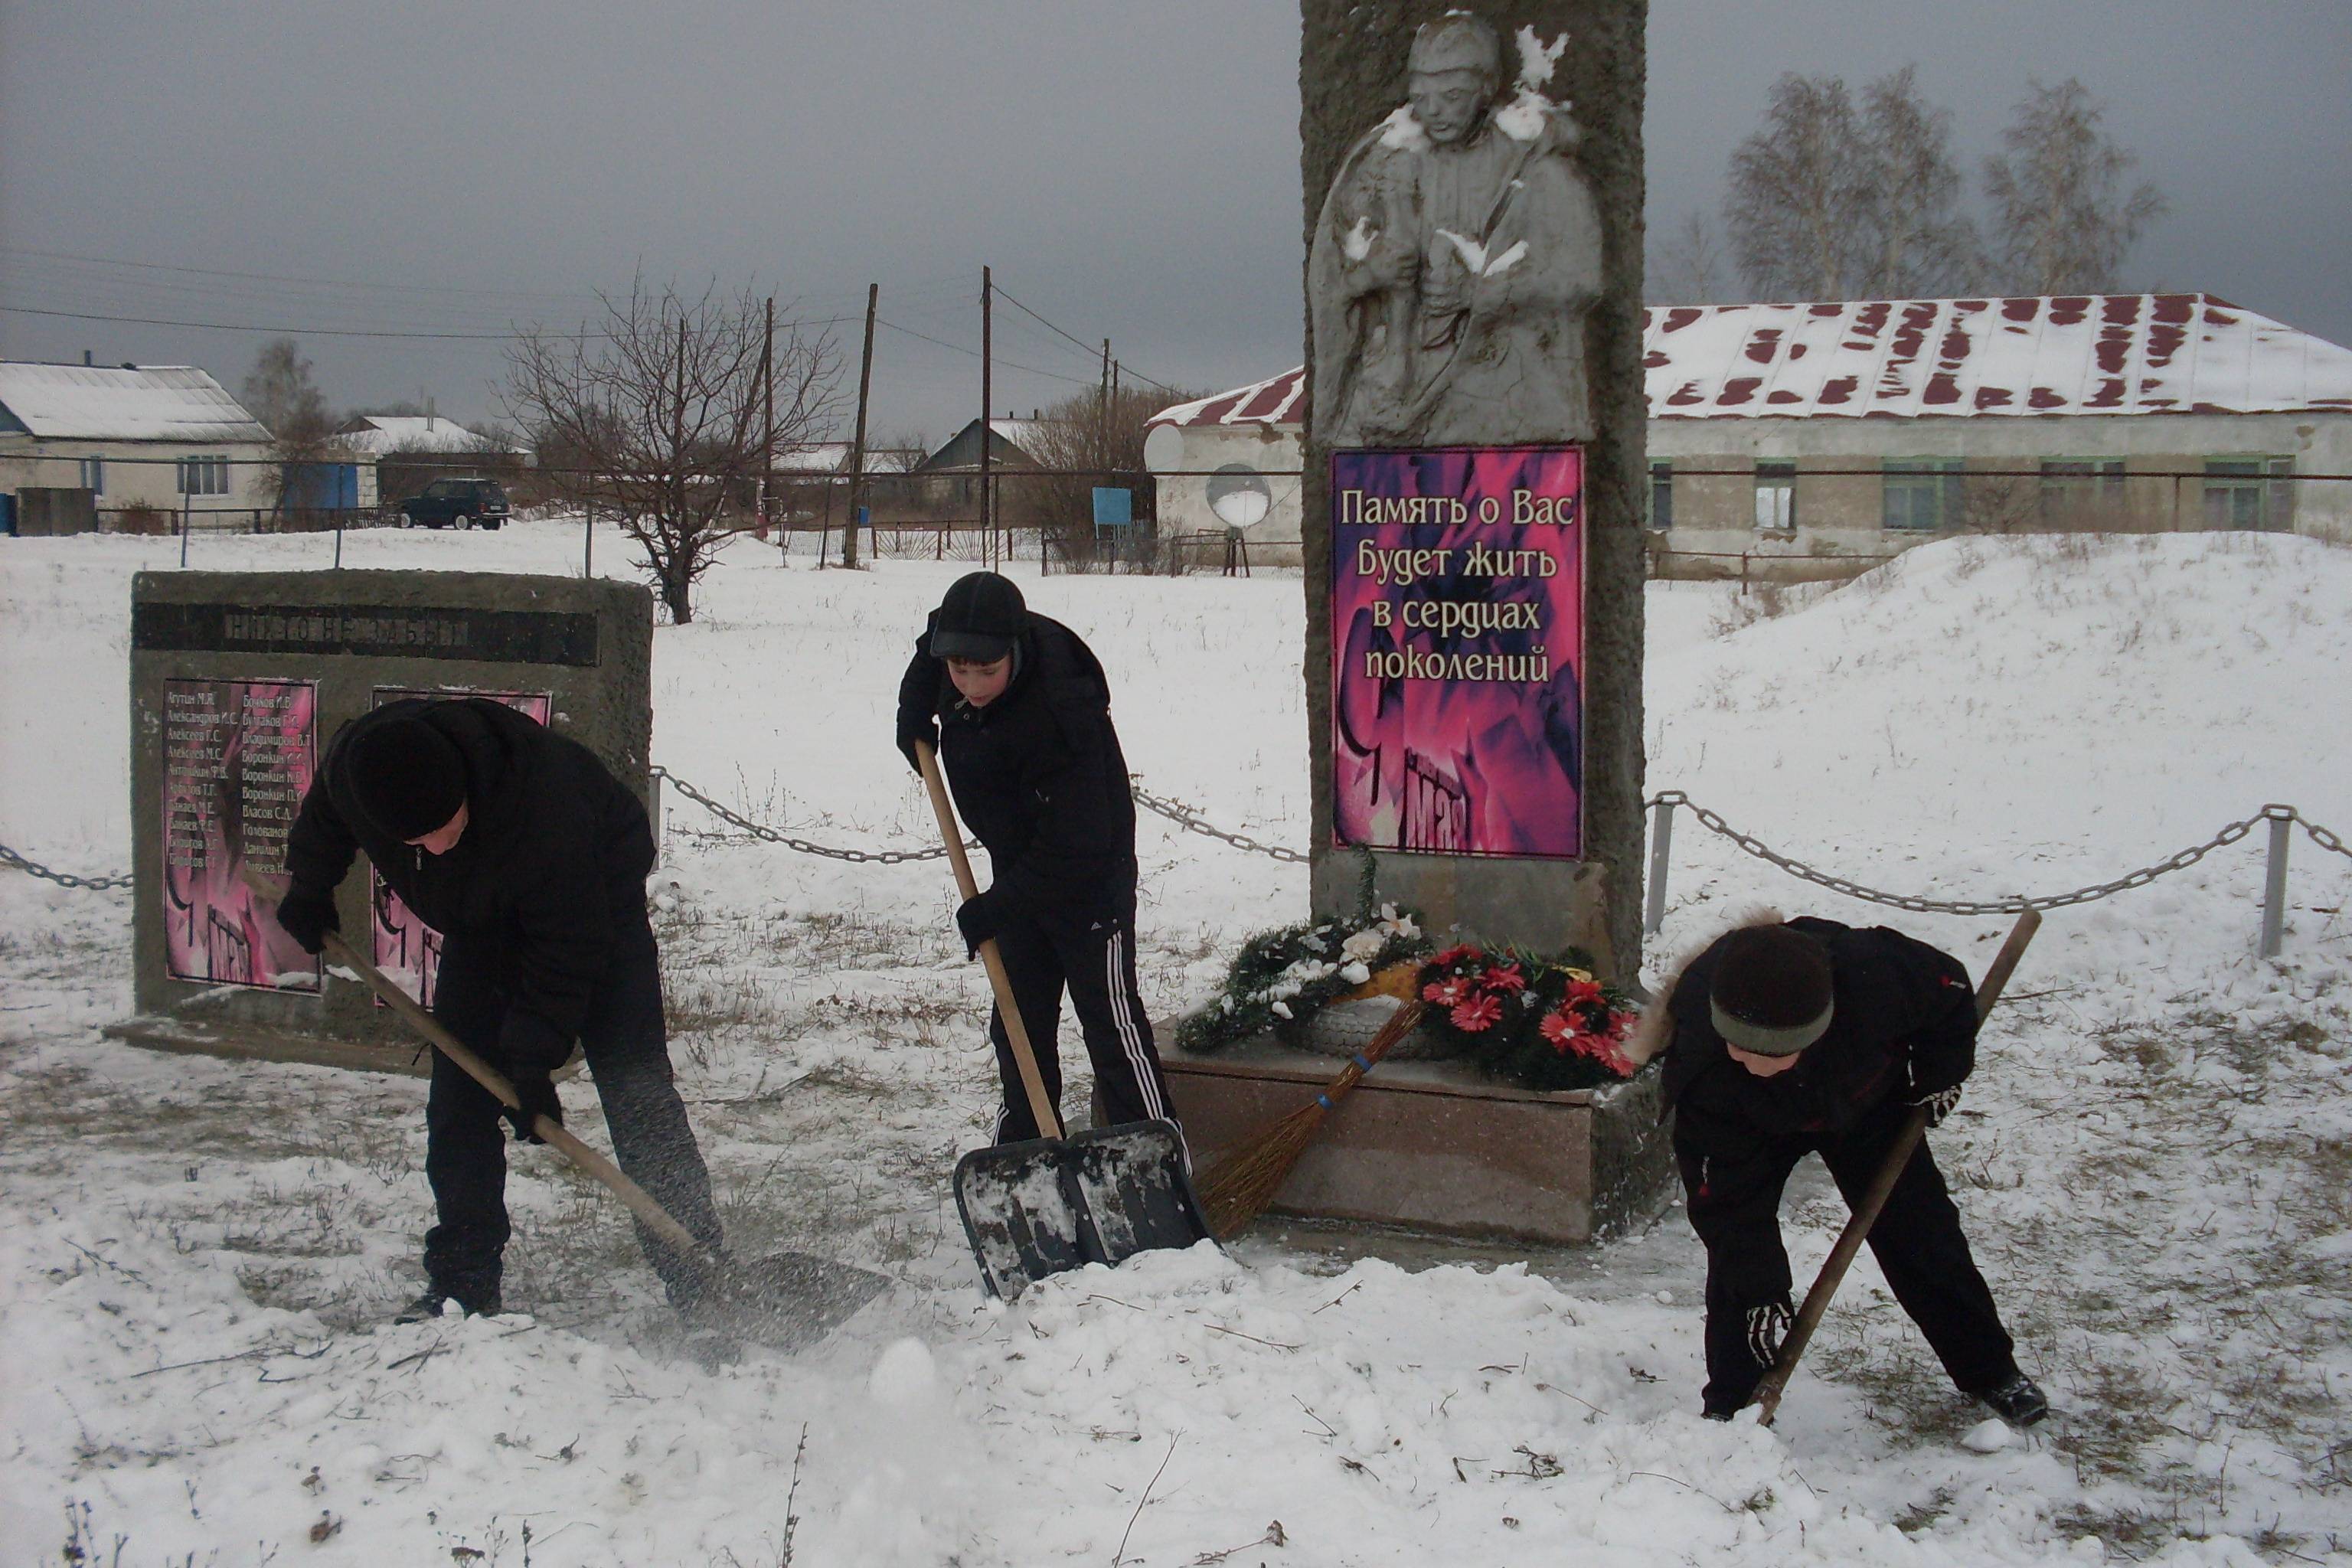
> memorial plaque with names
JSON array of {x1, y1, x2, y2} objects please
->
[
  {"x1": 161, "y1": 677, "x2": 321, "y2": 991},
  {"x1": 133, "y1": 602, "x2": 599, "y2": 667}
]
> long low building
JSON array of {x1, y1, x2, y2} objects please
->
[{"x1": 1144, "y1": 292, "x2": 2352, "y2": 567}]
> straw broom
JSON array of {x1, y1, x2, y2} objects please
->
[{"x1": 1195, "y1": 998, "x2": 1429, "y2": 1239}]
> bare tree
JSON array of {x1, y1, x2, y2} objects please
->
[
  {"x1": 1021, "y1": 383, "x2": 1204, "y2": 569},
  {"x1": 240, "y1": 338, "x2": 341, "y2": 516},
  {"x1": 505, "y1": 279, "x2": 843, "y2": 623},
  {"x1": 1857, "y1": 66, "x2": 1979, "y2": 296},
  {"x1": 1984, "y1": 78, "x2": 2165, "y2": 294},
  {"x1": 1725, "y1": 74, "x2": 1870, "y2": 300},
  {"x1": 1645, "y1": 210, "x2": 1729, "y2": 304}
]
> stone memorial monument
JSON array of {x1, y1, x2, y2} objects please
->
[
  {"x1": 1303, "y1": 2, "x2": 1645, "y2": 973},
  {"x1": 113, "y1": 569, "x2": 654, "y2": 1073},
  {"x1": 1152, "y1": 3, "x2": 1661, "y2": 1243}
]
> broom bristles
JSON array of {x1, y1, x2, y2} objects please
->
[{"x1": 1195, "y1": 1000, "x2": 1427, "y2": 1239}]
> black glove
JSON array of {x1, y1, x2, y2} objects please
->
[
  {"x1": 897, "y1": 719, "x2": 937, "y2": 774},
  {"x1": 1909, "y1": 1083, "x2": 1962, "y2": 1129},
  {"x1": 273, "y1": 884, "x2": 340, "y2": 956},
  {"x1": 1746, "y1": 1298, "x2": 1794, "y2": 1370},
  {"x1": 502, "y1": 1070, "x2": 564, "y2": 1145},
  {"x1": 955, "y1": 891, "x2": 1001, "y2": 960}
]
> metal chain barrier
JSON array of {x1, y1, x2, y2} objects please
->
[
  {"x1": 0, "y1": 841, "x2": 133, "y2": 892},
  {"x1": 1129, "y1": 779, "x2": 1311, "y2": 864},
  {"x1": 649, "y1": 766, "x2": 954, "y2": 865},
  {"x1": 1643, "y1": 791, "x2": 2339, "y2": 919}
]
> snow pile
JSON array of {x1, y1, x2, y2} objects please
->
[{"x1": 2, "y1": 521, "x2": 2349, "y2": 1564}]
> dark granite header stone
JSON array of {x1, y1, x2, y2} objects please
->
[{"x1": 132, "y1": 602, "x2": 599, "y2": 666}]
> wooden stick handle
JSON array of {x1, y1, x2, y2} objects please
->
[
  {"x1": 241, "y1": 867, "x2": 719, "y2": 1270},
  {"x1": 1750, "y1": 906, "x2": 2042, "y2": 1424},
  {"x1": 913, "y1": 742, "x2": 1063, "y2": 1142}
]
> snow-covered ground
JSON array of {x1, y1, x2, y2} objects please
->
[{"x1": 2, "y1": 520, "x2": 2348, "y2": 1566}]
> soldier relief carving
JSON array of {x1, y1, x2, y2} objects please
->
[{"x1": 1309, "y1": 14, "x2": 1602, "y2": 448}]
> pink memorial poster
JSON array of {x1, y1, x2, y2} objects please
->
[
  {"x1": 161, "y1": 678, "x2": 322, "y2": 990},
  {"x1": 368, "y1": 689, "x2": 551, "y2": 1004},
  {"x1": 1331, "y1": 446, "x2": 1585, "y2": 859}
]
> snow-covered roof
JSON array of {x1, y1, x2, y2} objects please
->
[
  {"x1": 1147, "y1": 293, "x2": 2352, "y2": 431},
  {"x1": 768, "y1": 442, "x2": 921, "y2": 475},
  {"x1": 336, "y1": 415, "x2": 495, "y2": 456},
  {"x1": 0, "y1": 362, "x2": 271, "y2": 443}
]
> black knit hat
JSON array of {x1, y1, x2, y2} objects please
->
[
  {"x1": 1709, "y1": 924, "x2": 1834, "y2": 1057},
  {"x1": 929, "y1": 571, "x2": 1027, "y2": 662},
  {"x1": 348, "y1": 717, "x2": 468, "y2": 841}
]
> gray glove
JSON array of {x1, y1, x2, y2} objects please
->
[
  {"x1": 1909, "y1": 1084, "x2": 1962, "y2": 1129},
  {"x1": 1746, "y1": 1298, "x2": 1793, "y2": 1370}
]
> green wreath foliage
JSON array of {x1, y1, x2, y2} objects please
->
[{"x1": 1175, "y1": 908, "x2": 1431, "y2": 1055}]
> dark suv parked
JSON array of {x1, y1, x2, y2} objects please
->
[{"x1": 399, "y1": 478, "x2": 511, "y2": 530}]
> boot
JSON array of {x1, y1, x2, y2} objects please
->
[
  {"x1": 394, "y1": 1284, "x2": 501, "y2": 1324},
  {"x1": 1975, "y1": 1372, "x2": 2050, "y2": 1427}
]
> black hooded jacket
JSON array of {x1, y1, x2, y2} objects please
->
[
  {"x1": 1661, "y1": 918, "x2": 1977, "y2": 1159},
  {"x1": 284, "y1": 698, "x2": 655, "y2": 1049},
  {"x1": 895, "y1": 611, "x2": 1138, "y2": 916}
]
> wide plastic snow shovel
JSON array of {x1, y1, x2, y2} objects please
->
[
  {"x1": 914, "y1": 742, "x2": 1209, "y2": 1298},
  {"x1": 243, "y1": 870, "x2": 887, "y2": 1350},
  {"x1": 1748, "y1": 905, "x2": 2043, "y2": 1426}
]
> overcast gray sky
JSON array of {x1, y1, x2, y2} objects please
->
[{"x1": 4, "y1": 1, "x2": 2347, "y2": 443}]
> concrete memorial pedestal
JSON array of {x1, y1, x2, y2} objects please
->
[
  {"x1": 110, "y1": 569, "x2": 654, "y2": 1075},
  {"x1": 1209, "y1": 1, "x2": 1659, "y2": 1240}
]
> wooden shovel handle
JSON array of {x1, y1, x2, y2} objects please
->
[
  {"x1": 1749, "y1": 905, "x2": 2042, "y2": 1425},
  {"x1": 240, "y1": 867, "x2": 719, "y2": 1271},
  {"x1": 913, "y1": 742, "x2": 1063, "y2": 1142}
]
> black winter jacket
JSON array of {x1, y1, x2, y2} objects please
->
[
  {"x1": 1661, "y1": 918, "x2": 1976, "y2": 1159},
  {"x1": 284, "y1": 698, "x2": 655, "y2": 1058},
  {"x1": 895, "y1": 612, "x2": 1138, "y2": 918}
]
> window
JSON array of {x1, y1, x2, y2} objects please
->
[
  {"x1": 2203, "y1": 456, "x2": 2295, "y2": 533},
  {"x1": 1883, "y1": 459, "x2": 1966, "y2": 531},
  {"x1": 177, "y1": 455, "x2": 229, "y2": 496},
  {"x1": 78, "y1": 457, "x2": 105, "y2": 495},
  {"x1": 2040, "y1": 459, "x2": 2125, "y2": 524},
  {"x1": 1753, "y1": 460, "x2": 1795, "y2": 531},
  {"x1": 1648, "y1": 460, "x2": 1674, "y2": 530}
]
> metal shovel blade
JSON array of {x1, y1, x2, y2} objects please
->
[
  {"x1": 703, "y1": 1250, "x2": 893, "y2": 1351},
  {"x1": 953, "y1": 1138, "x2": 1093, "y2": 1298},
  {"x1": 1065, "y1": 1120, "x2": 1210, "y2": 1266}
]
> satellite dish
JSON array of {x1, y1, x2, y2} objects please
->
[{"x1": 1207, "y1": 463, "x2": 1272, "y2": 530}]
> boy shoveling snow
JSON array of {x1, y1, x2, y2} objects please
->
[
  {"x1": 275, "y1": 697, "x2": 726, "y2": 1324},
  {"x1": 1657, "y1": 916, "x2": 2048, "y2": 1427}
]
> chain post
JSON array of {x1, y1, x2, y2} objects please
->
[
  {"x1": 1645, "y1": 793, "x2": 1678, "y2": 935},
  {"x1": 2260, "y1": 805, "x2": 2295, "y2": 959}
]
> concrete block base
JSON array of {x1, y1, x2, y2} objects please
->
[{"x1": 1158, "y1": 1030, "x2": 1674, "y2": 1246}]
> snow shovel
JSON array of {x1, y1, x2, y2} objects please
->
[
  {"x1": 913, "y1": 742, "x2": 1209, "y2": 1298},
  {"x1": 243, "y1": 869, "x2": 888, "y2": 1351},
  {"x1": 1748, "y1": 905, "x2": 2043, "y2": 1426}
]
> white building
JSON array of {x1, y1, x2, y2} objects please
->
[
  {"x1": 0, "y1": 361, "x2": 274, "y2": 527},
  {"x1": 1145, "y1": 292, "x2": 2352, "y2": 567}
]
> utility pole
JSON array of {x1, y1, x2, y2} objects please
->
[
  {"x1": 761, "y1": 296, "x2": 776, "y2": 564},
  {"x1": 844, "y1": 283, "x2": 878, "y2": 570},
  {"x1": 980, "y1": 266, "x2": 993, "y2": 570}
]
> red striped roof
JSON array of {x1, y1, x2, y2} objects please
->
[{"x1": 1146, "y1": 293, "x2": 2352, "y2": 430}]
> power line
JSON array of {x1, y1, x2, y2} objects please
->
[
  {"x1": 0, "y1": 244, "x2": 591, "y2": 304},
  {"x1": 0, "y1": 302, "x2": 864, "y2": 343},
  {"x1": 873, "y1": 317, "x2": 1097, "y2": 389},
  {"x1": 990, "y1": 281, "x2": 1177, "y2": 392}
]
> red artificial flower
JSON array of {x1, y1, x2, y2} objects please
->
[
  {"x1": 1450, "y1": 994, "x2": 1504, "y2": 1033},
  {"x1": 1481, "y1": 963, "x2": 1527, "y2": 994},
  {"x1": 1563, "y1": 978, "x2": 1606, "y2": 1008},
  {"x1": 1432, "y1": 944, "x2": 1483, "y2": 970},
  {"x1": 1423, "y1": 977, "x2": 1471, "y2": 1007},
  {"x1": 1566, "y1": 1030, "x2": 1637, "y2": 1077},
  {"x1": 1539, "y1": 1009, "x2": 1578, "y2": 1052}
]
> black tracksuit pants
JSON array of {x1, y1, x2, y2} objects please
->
[
  {"x1": 1677, "y1": 1094, "x2": 2019, "y2": 1415},
  {"x1": 986, "y1": 895, "x2": 1177, "y2": 1144},
  {"x1": 423, "y1": 911, "x2": 723, "y2": 1306}
]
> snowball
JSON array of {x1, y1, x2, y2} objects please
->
[
  {"x1": 1962, "y1": 1416, "x2": 2016, "y2": 1454},
  {"x1": 867, "y1": 1337, "x2": 938, "y2": 1410}
]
